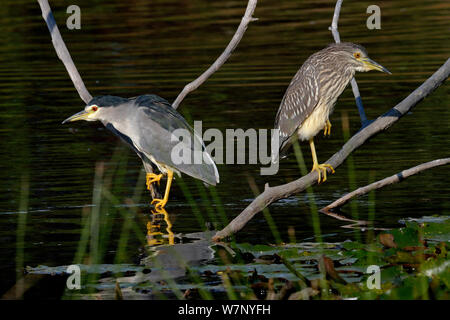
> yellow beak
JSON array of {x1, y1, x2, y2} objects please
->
[
  {"x1": 62, "y1": 110, "x2": 90, "y2": 124},
  {"x1": 363, "y1": 58, "x2": 391, "y2": 74}
]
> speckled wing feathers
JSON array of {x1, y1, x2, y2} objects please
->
[{"x1": 274, "y1": 60, "x2": 319, "y2": 154}]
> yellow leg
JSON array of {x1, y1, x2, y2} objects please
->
[
  {"x1": 146, "y1": 172, "x2": 163, "y2": 189},
  {"x1": 151, "y1": 169, "x2": 173, "y2": 209},
  {"x1": 309, "y1": 138, "x2": 335, "y2": 183},
  {"x1": 323, "y1": 120, "x2": 332, "y2": 136}
]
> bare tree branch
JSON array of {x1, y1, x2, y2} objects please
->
[
  {"x1": 213, "y1": 58, "x2": 450, "y2": 241},
  {"x1": 37, "y1": 0, "x2": 258, "y2": 108},
  {"x1": 329, "y1": 0, "x2": 368, "y2": 125},
  {"x1": 320, "y1": 158, "x2": 450, "y2": 214},
  {"x1": 172, "y1": 0, "x2": 258, "y2": 109},
  {"x1": 37, "y1": 0, "x2": 93, "y2": 104},
  {"x1": 329, "y1": 0, "x2": 343, "y2": 43}
]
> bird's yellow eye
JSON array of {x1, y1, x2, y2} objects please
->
[
  {"x1": 91, "y1": 106, "x2": 98, "y2": 112},
  {"x1": 354, "y1": 52, "x2": 361, "y2": 59}
]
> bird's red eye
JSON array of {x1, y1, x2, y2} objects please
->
[
  {"x1": 354, "y1": 52, "x2": 361, "y2": 59},
  {"x1": 91, "y1": 106, "x2": 98, "y2": 112}
]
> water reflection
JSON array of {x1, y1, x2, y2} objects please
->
[
  {"x1": 142, "y1": 207, "x2": 216, "y2": 291},
  {"x1": 146, "y1": 207, "x2": 175, "y2": 246},
  {"x1": 0, "y1": 0, "x2": 449, "y2": 298}
]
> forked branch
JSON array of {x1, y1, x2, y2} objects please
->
[{"x1": 37, "y1": 0, "x2": 258, "y2": 110}]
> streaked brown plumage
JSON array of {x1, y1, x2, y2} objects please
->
[{"x1": 273, "y1": 42, "x2": 390, "y2": 182}]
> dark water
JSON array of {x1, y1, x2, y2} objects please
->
[{"x1": 0, "y1": 0, "x2": 449, "y2": 298}]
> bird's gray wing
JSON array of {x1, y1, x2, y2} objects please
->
[
  {"x1": 274, "y1": 62, "x2": 320, "y2": 153},
  {"x1": 131, "y1": 97, "x2": 219, "y2": 186}
]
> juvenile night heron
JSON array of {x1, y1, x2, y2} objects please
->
[
  {"x1": 62, "y1": 94, "x2": 219, "y2": 208},
  {"x1": 273, "y1": 42, "x2": 390, "y2": 183}
]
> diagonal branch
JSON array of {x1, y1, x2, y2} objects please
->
[
  {"x1": 172, "y1": 0, "x2": 258, "y2": 109},
  {"x1": 320, "y1": 158, "x2": 450, "y2": 213},
  {"x1": 213, "y1": 58, "x2": 450, "y2": 241},
  {"x1": 37, "y1": 0, "x2": 93, "y2": 104},
  {"x1": 329, "y1": 0, "x2": 368, "y2": 125}
]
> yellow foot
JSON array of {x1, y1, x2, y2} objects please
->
[
  {"x1": 146, "y1": 173, "x2": 163, "y2": 189},
  {"x1": 151, "y1": 198, "x2": 168, "y2": 209},
  {"x1": 311, "y1": 163, "x2": 335, "y2": 183},
  {"x1": 323, "y1": 120, "x2": 332, "y2": 137}
]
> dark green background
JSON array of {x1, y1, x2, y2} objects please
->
[{"x1": 0, "y1": 0, "x2": 449, "y2": 297}]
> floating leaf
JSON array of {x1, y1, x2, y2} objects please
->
[{"x1": 379, "y1": 233, "x2": 397, "y2": 248}]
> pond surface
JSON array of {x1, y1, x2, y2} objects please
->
[{"x1": 0, "y1": 0, "x2": 449, "y2": 298}]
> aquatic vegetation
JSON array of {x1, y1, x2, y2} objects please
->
[{"x1": 25, "y1": 217, "x2": 449, "y2": 300}]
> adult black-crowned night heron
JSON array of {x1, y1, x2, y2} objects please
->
[
  {"x1": 273, "y1": 42, "x2": 390, "y2": 183},
  {"x1": 62, "y1": 94, "x2": 219, "y2": 208}
]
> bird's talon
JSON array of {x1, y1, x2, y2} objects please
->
[
  {"x1": 151, "y1": 198, "x2": 167, "y2": 209},
  {"x1": 311, "y1": 163, "x2": 334, "y2": 183},
  {"x1": 322, "y1": 163, "x2": 335, "y2": 173},
  {"x1": 146, "y1": 173, "x2": 163, "y2": 190}
]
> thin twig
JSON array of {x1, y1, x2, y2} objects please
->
[
  {"x1": 37, "y1": 0, "x2": 93, "y2": 104},
  {"x1": 213, "y1": 58, "x2": 450, "y2": 241},
  {"x1": 320, "y1": 158, "x2": 450, "y2": 213},
  {"x1": 329, "y1": 0, "x2": 368, "y2": 125},
  {"x1": 172, "y1": 0, "x2": 258, "y2": 109},
  {"x1": 319, "y1": 210, "x2": 368, "y2": 225}
]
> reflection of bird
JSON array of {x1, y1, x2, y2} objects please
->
[
  {"x1": 273, "y1": 43, "x2": 390, "y2": 183},
  {"x1": 147, "y1": 207, "x2": 174, "y2": 246},
  {"x1": 63, "y1": 94, "x2": 219, "y2": 208}
]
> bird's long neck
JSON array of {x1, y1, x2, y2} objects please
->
[{"x1": 99, "y1": 104, "x2": 132, "y2": 132}]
